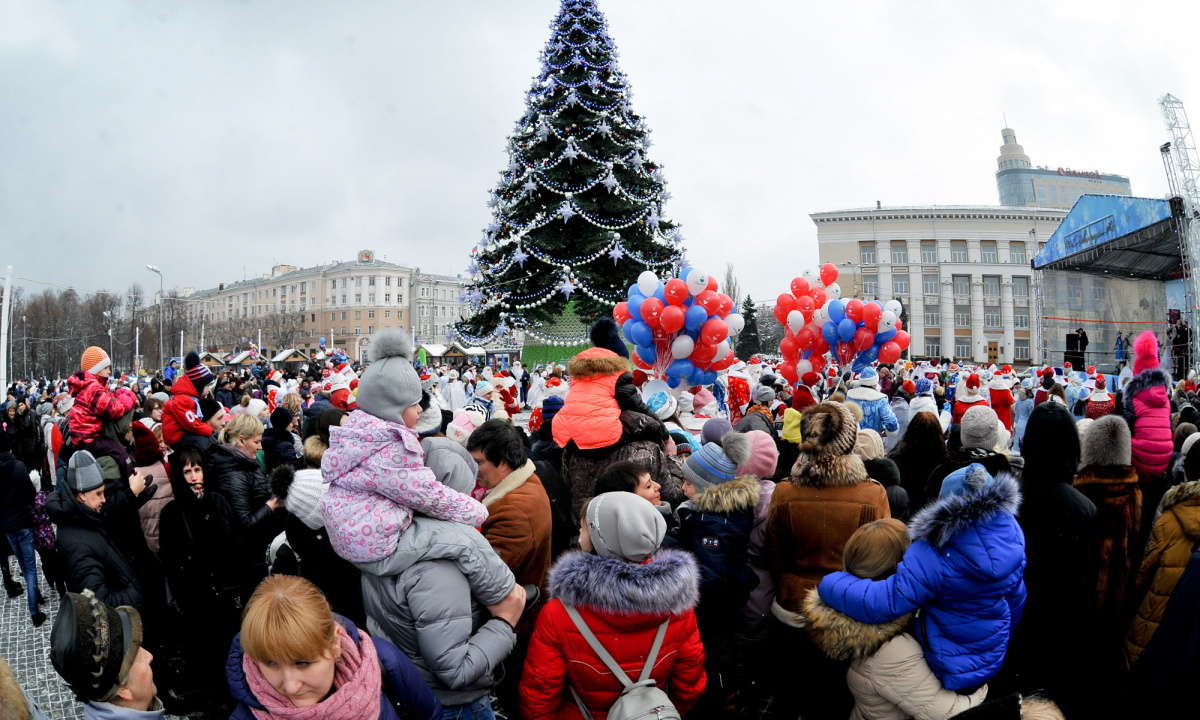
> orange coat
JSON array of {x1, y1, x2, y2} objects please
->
[{"x1": 552, "y1": 349, "x2": 629, "y2": 451}]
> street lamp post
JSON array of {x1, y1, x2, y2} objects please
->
[
  {"x1": 102, "y1": 311, "x2": 114, "y2": 372},
  {"x1": 21, "y1": 315, "x2": 26, "y2": 380},
  {"x1": 147, "y1": 265, "x2": 163, "y2": 372}
]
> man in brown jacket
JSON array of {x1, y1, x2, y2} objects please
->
[{"x1": 467, "y1": 419, "x2": 552, "y2": 720}]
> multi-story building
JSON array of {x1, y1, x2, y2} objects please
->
[
  {"x1": 408, "y1": 269, "x2": 471, "y2": 346},
  {"x1": 187, "y1": 251, "x2": 468, "y2": 362},
  {"x1": 996, "y1": 127, "x2": 1132, "y2": 207},
  {"x1": 812, "y1": 205, "x2": 1067, "y2": 366}
]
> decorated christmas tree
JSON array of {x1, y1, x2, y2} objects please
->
[{"x1": 455, "y1": 0, "x2": 685, "y2": 347}]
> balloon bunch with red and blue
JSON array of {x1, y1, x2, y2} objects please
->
[
  {"x1": 775, "y1": 263, "x2": 911, "y2": 385},
  {"x1": 613, "y1": 269, "x2": 744, "y2": 388}
]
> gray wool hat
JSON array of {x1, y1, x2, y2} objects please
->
[
  {"x1": 755, "y1": 386, "x2": 776, "y2": 404},
  {"x1": 355, "y1": 328, "x2": 423, "y2": 426},
  {"x1": 67, "y1": 450, "x2": 105, "y2": 493},
  {"x1": 960, "y1": 406, "x2": 1000, "y2": 451},
  {"x1": 421, "y1": 437, "x2": 479, "y2": 495},
  {"x1": 586, "y1": 491, "x2": 666, "y2": 563}
]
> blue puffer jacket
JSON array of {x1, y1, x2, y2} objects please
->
[
  {"x1": 846, "y1": 386, "x2": 899, "y2": 434},
  {"x1": 817, "y1": 468, "x2": 1026, "y2": 691},
  {"x1": 227, "y1": 615, "x2": 443, "y2": 720}
]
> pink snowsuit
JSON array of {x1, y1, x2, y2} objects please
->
[
  {"x1": 1124, "y1": 368, "x2": 1173, "y2": 480},
  {"x1": 320, "y1": 410, "x2": 488, "y2": 563}
]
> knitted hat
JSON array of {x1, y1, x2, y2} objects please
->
[
  {"x1": 700, "y1": 418, "x2": 733, "y2": 446},
  {"x1": 692, "y1": 388, "x2": 717, "y2": 414},
  {"x1": 590, "y1": 317, "x2": 629, "y2": 359},
  {"x1": 281, "y1": 467, "x2": 327, "y2": 531},
  {"x1": 755, "y1": 386, "x2": 776, "y2": 404},
  {"x1": 1133, "y1": 331, "x2": 1160, "y2": 374},
  {"x1": 446, "y1": 408, "x2": 485, "y2": 446},
  {"x1": 199, "y1": 398, "x2": 223, "y2": 421},
  {"x1": 1183, "y1": 432, "x2": 1200, "y2": 458},
  {"x1": 677, "y1": 391, "x2": 695, "y2": 415},
  {"x1": 854, "y1": 429, "x2": 886, "y2": 460},
  {"x1": 586, "y1": 491, "x2": 666, "y2": 563},
  {"x1": 541, "y1": 395, "x2": 565, "y2": 424},
  {"x1": 1041, "y1": 373, "x2": 1056, "y2": 391},
  {"x1": 415, "y1": 402, "x2": 443, "y2": 436},
  {"x1": 781, "y1": 408, "x2": 803, "y2": 443},
  {"x1": 51, "y1": 590, "x2": 144, "y2": 703},
  {"x1": 184, "y1": 351, "x2": 213, "y2": 389},
  {"x1": 421, "y1": 437, "x2": 479, "y2": 495},
  {"x1": 270, "y1": 406, "x2": 294, "y2": 433},
  {"x1": 130, "y1": 423, "x2": 162, "y2": 466},
  {"x1": 939, "y1": 463, "x2": 996, "y2": 499},
  {"x1": 902, "y1": 380, "x2": 916, "y2": 395},
  {"x1": 915, "y1": 378, "x2": 933, "y2": 396},
  {"x1": 81, "y1": 346, "x2": 110, "y2": 375},
  {"x1": 245, "y1": 398, "x2": 268, "y2": 418},
  {"x1": 355, "y1": 329, "x2": 422, "y2": 425},
  {"x1": 56, "y1": 396, "x2": 75, "y2": 414},
  {"x1": 739, "y1": 430, "x2": 779, "y2": 479},
  {"x1": 682, "y1": 431, "x2": 752, "y2": 492},
  {"x1": 961, "y1": 406, "x2": 1000, "y2": 451},
  {"x1": 474, "y1": 380, "x2": 494, "y2": 399},
  {"x1": 66, "y1": 451, "x2": 104, "y2": 494},
  {"x1": 858, "y1": 367, "x2": 879, "y2": 387},
  {"x1": 645, "y1": 391, "x2": 678, "y2": 421}
]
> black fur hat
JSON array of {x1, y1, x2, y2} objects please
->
[{"x1": 590, "y1": 317, "x2": 629, "y2": 358}]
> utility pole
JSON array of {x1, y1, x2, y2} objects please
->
[
  {"x1": 0, "y1": 265, "x2": 12, "y2": 389},
  {"x1": 147, "y1": 265, "x2": 164, "y2": 372},
  {"x1": 22, "y1": 315, "x2": 26, "y2": 380}
]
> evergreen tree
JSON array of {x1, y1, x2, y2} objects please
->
[
  {"x1": 739, "y1": 294, "x2": 761, "y2": 356},
  {"x1": 456, "y1": 0, "x2": 684, "y2": 346}
]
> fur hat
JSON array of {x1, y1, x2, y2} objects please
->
[
  {"x1": 961, "y1": 406, "x2": 1000, "y2": 451},
  {"x1": 51, "y1": 590, "x2": 143, "y2": 703},
  {"x1": 586, "y1": 491, "x2": 666, "y2": 562},
  {"x1": 739, "y1": 430, "x2": 778, "y2": 479},
  {"x1": 590, "y1": 317, "x2": 629, "y2": 359},
  {"x1": 682, "y1": 431, "x2": 752, "y2": 492},
  {"x1": 356, "y1": 329, "x2": 422, "y2": 425},
  {"x1": 798, "y1": 402, "x2": 858, "y2": 457},
  {"x1": 1134, "y1": 330, "x2": 1160, "y2": 374},
  {"x1": 1080, "y1": 415, "x2": 1131, "y2": 467},
  {"x1": 81, "y1": 346, "x2": 110, "y2": 376}
]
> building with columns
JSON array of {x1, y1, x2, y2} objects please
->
[{"x1": 812, "y1": 205, "x2": 1067, "y2": 366}]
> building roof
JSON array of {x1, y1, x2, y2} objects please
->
[
  {"x1": 810, "y1": 205, "x2": 1069, "y2": 224},
  {"x1": 271, "y1": 348, "x2": 310, "y2": 363},
  {"x1": 1033, "y1": 194, "x2": 1177, "y2": 280},
  {"x1": 189, "y1": 258, "x2": 417, "y2": 298}
]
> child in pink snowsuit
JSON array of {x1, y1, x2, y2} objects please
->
[
  {"x1": 1123, "y1": 330, "x2": 1173, "y2": 481},
  {"x1": 321, "y1": 330, "x2": 488, "y2": 563}
]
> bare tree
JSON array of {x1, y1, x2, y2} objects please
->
[{"x1": 722, "y1": 263, "x2": 742, "y2": 353}]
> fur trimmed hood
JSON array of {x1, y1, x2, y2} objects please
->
[
  {"x1": 1163, "y1": 479, "x2": 1200, "y2": 511},
  {"x1": 567, "y1": 348, "x2": 630, "y2": 380},
  {"x1": 847, "y1": 386, "x2": 886, "y2": 403},
  {"x1": 908, "y1": 473, "x2": 1021, "y2": 549},
  {"x1": 803, "y1": 589, "x2": 913, "y2": 661},
  {"x1": 1125, "y1": 366, "x2": 1171, "y2": 402},
  {"x1": 548, "y1": 548, "x2": 700, "y2": 617},
  {"x1": 686, "y1": 475, "x2": 762, "y2": 514}
]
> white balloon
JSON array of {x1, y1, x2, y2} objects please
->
[
  {"x1": 802, "y1": 268, "x2": 818, "y2": 286},
  {"x1": 797, "y1": 359, "x2": 813, "y2": 376},
  {"x1": 686, "y1": 270, "x2": 708, "y2": 296},
  {"x1": 787, "y1": 309, "x2": 806, "y2": 335},
  {"x1": 827, "y1": 282, "x2": 842, "y2": 300},
  {"x1": 726, "y1": 313, "x2": 745, "y2": 335},
  {"x1": 714, "y1": 340, "x2": 731, "y2": 362},
  {"x1": 813, "y1": 306, "x2": 829, "y2": 326},
  {"x1": 884, "y1": 299, "x2": 903, "y2": 316},
  {"x1": 880, "y1": 310, "x2": 898, "y2": 331},
  {"x1": 637, "y1": 271, "x2": 659, "y2": 298},
  {"x1": 671, "y1": 335, "x2": 695, "y2": 359}
]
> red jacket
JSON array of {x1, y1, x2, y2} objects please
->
[
  {"x1": 520, "y1": 549, "x2": 706, "y2": 720},
  {"x1": 67, "y1": 372, "x2": 137, "y2": 445},
  {"x1": 988, "y1": 382, "x2": 1015, "y2": 431},
  {"x1": 162, "y1": 373, "x2": 213, "y2": 446},
  {"x1": 952, "y1": 396, "x2": 989, "y2": 426}
]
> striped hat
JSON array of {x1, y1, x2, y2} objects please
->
[
  {"x1": 184, "y1": 351, "x2": 213, "y2": 389},
  {"x1": 682, "y1": 431, "x2": 751, "y2": 492}
]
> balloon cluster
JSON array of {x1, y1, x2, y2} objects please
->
[
  {"x1": 775, "y1": 264, "x2": 912, "y2": 384},
  {"x1": 613, "y1": 269, "x2": 744, "y2": 388}
]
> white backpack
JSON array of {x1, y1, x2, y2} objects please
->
[{"x1": 563, "y1": 603, "x2": 681, "y2": 720}]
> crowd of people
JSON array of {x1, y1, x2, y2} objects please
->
[{"x1": 0, "y1": 318, "x2": 1198, "y2": 719}]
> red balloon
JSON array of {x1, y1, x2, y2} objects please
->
[
  {"x1": 696, "y1": 290, "x2": 720, "y2": 315},
  {"x1": 791, "y1": 277, "x2": 810, "y2": 298},
  {"x1": 706, "y1": 276, "x2": 719, "y2": 294},
  {"x1": 812, "y1": 336, "x2": 830, "y2": 358},
  {"x1": 878, "y1": 341, "x2": 902, "y2": 364},
  {"x1": 820, "y1": 263, "x2": 839, "y2": 287},
  {"x1": 895, "y1": 318, "x2": 903, "y2": 331},
  {"x1": 780, "y1": 337, "x2": 799, "y2": 361},
  {"x1": 854, "y1": 326, "x2": 875, "y2": 352},
  {"x1": 716, "y1": 293, "x2": 734, "y2": 317},
  {"x1": 862, "y1": 302, "x2": 882, "y2": 331},
  {"x1": 796, "y1": 295, "x2": 815, "y2": 316},
  {"x1": 652, "y1": 326, "x2": 670, "y2": 340},
  {"x1": 776, "y1": 293, "x2": 797, "y2": 317},
  {"x1": 810, "y1": 354, "x2": 826, "y2": 373},
  {"x1": 632, "y1": 350, "x2": 652, "y2": 370},
  {"x1": 640, "y1": 297, "x2": 665, "y2": 328},
  {"x1": 613, "y1": 301, "x2": 631, "y2": 324},
  {"x1": 894, "y1": 329, "x2": 911, "y2": 351},
  {"x1": 796, "y1": 328, "x2": 815, "y2": 351},
  {"x1": 659, "y1": 304, "x2": 685, "y2": 333},
  {"x1": 844, "y1": 299, "x2": 864, "y2": 324},
  {"x1": 836, "y1": 340, "x2": 855, "y2": 366},
  {"x1": 691, "y1": 343, "x2": 718, "y2": 364},
  {"x1": 810, "y1": 288, "x2": 827, "y2": 309},
  {"x1": 711, "y1": 355, "x2": 735, "y2": 371},
  {"x1": 664, "y1": 279, "x2": 689, "y2": 306},
  {"x1": 778, "y1": 361, "x2": 799, "y2": 385},
  {"x1": 701, "y1": 317, "x2": 728, "y2": 345}
]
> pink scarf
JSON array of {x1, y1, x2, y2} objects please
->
[{"x1": 243, "y1": 624, "x2": 382, "y2": 720}]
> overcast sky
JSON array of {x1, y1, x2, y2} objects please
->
[{"x1": 3, "y1": 0, "x2": 1199, "y2": 304}]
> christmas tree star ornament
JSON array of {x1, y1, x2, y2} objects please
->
[
  {"x1": 559, "y1": 276, "x2": 576, "y2": 298},
  {"x1": 514, "y1": 249, "x2": 529, "y2": 268},
  {"x1": 608, "y1": 245, "x2": 624, "y2": 264},
  {"x1": 558, "y1": 201, "x2": 577, "y2": 223}
]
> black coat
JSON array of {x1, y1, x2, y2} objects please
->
[
  {"x1": 206, "y1": 443, "x2": 284, "y2": 554},
  {"x1": 0, "y1": 452, "x2": 34, "y2": 532},
  {"x1": 863, "y1": 456, "x2": 909, "y2": 521},
  {"x1": 261, "y1": 428, "x2": 302, "y2": 474},
  {"x1": 302, "y1": 397, "x2": 333, "y2": 440},
  {"x1": 1127, "y1": 546, "x2": 1200, "y2": 715},
  {"x1": 159, "y1": 487, "x2": 260, "y2": 618},
  {"x1": 46, "y1": 487, "x2": 142, "y2": 608},
  {"x1": 283, "y1": 514, "x2": 365, "y2": 628}
]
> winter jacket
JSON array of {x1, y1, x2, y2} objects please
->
[
  {"x1": 207, "y1": 442, "x2": 284, "y2": 558},
  {"x1": 1126, "y1": 546, "x2": 1200, "y2": 717},
  {"x1": 47, "y1": 487, "x2": 143, "y2": 608},
  {"x1": 884, "y1": 398, "x2": 909, "y2": 454},
  {"x1": 553, "y1": 349, "x2": 657, "y2": 451},
  {"x1": 765, "y1": 416, "x2": 890, "y2": 618},
  {"x1": 358, "y1": 516, "x2": 517, "y2": 706},
  {"x1": 4, "y1": 409, "x2": 39, "y2": 470},
  {"x1": 561, "y1": 410, "x2": 680, "y2": 520},
  {"x1": 133, "y1": 458, "x2": 171, "y2": 554},
  {"x1": 162, "y1": 373, "x2": 213, "y2": 447},
  {"x1": 261, "y1": 426, "x2": 302, "y2": 473},
  {"x1": 1073, "y1": 464, "x2": 1141, "y2": 626},
  {"x1": 1011, "y1": 397, "x2": 1034, "y2": 452},
  {"x1": 284, "y1": 512, "x2": 366, "y2": 628},
  {"x1": 0, "y1": 452, "x2": 34, "y2": 532},
  {"x1": 864, "y1": 457, "x2": 909, "y2": 521},
  {"x1": 847, "y1": 387, "x2": 899, "y2": 434},
  {"x1": 676, "y1": 476, "x2": 760, "y2": 617},
  {"x1": 1125, "y1": 480, "x2": 1200, "y2": 666},
  {"x1": 988, "y1": 382, "x2": 1014, "y2": 432},
  {"x1": 67, "y1": 372, "x2": 137, "y2": 446},
  {"x1": 480, "y1": 460, "x2": 553, "y2": 630},
  {"x1": 321, "y1": 410, "x2": 487, "y2": 564},
  {"x1": 908, "y1": 395, "x2": 939, "y2": 422},
  {"x1": 951, "y1": 396, "x2": 989, "y2": 427},
  {"x1": 744, "y1": 478, "x2": 778, "y2": 622},
  {"x1": 1124, "y1": 367, "x2": 1174, "y2": 480},
  {"x1": 818, "y1": 473, "x2": 1027, "y2": 691},
  {"x1": 519, "y1": 549, "x2": 707, "y2": 720},
  {"x1": 803, "y1": 592, "x2": 987, "y2": 720},
  {"x1": 226, "y1": 615, "x2": 443, "y2": 720}
]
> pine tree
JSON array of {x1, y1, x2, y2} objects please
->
[
  {"x1": 739, "y1": 294, "x2": 761, "y2": 356},
  {"x1": 456, "y1": 0, "x2": 684, "y2": 346}
]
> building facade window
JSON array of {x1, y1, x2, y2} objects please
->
[
  {"x1": 369, "y1": 294, "x2": 375, "y2": 303},
  {"x1": 953, "y1": 275, "x2": 970, "y2": 297},
  {"x1": 384, "y1": 294, "x2": 391, "y2": 303},
  {"x1": 925, "y1": 337, "x2": 941, "y2": 357},
  {"x1": 355, "y1": 294, "x2": 362, "y2": 303},
  {"x1": 384, "y1": 310, "x2": 391, "y2": 319},
  {"x1": 368, "y1": 277, "x2": 376, "y2": 286},
  {"x1": 340, "y1": 312, "x2": 347, "y2": 320},
  {"x1": 984, "y1": 275, "x2": 1000, "y2": 297},
  {"x1": 891, "y1": 243, "x2": 907, "y2": 265},
  {"x1": 355, "y1": 311, "x2": 361, "y2": 319},
  {"x1": 368, "y1": 326, "x2": 374, "y2": 334},
  {"x1": 862, "y1": 274, "x2": 878, "y2": 295},
  {"x1": 368, "y1": 310, "x2": 375, "y2": 319},
  {"x1": 1014, "y1": 307, "x2": 1029, "y2": 328},
  {"x1": 1013, "y1": 276, "x2": 1029, "y2": 297},
  {"x1": 354, "y1": 327, "x2": 361, "y2": 335},
  {"x1": 860, "y1": 244, "x2": 877, "y2": 265},
  {"x1": 921, "y1": 241, "x2": 937, "y2": 264},
  {"x1": 925, "y1": 307, "x2": 940, "y2": 327},
  {"x1": 1010, "y1": 243, "x2": 1026, "y2": 265},
  {"x1": 923, "y1": 274, "x2": 939, "y2": 296},
  {"x1": 985, "y1": 307, "x2": 1001, "y2": 328},
  {"x1": 951, "y1": 241, "x2": 968, "y2": 263},
  {"x1": 956, "y1": 338, "x2": 971, "y2": 358},
  {"x1": 955, "y1": 305, "x2": 971, "y2": 327},
  {"x1": 892, "y1": 275, "x2": 909, "y2": 295},
  {"x1": 981, "y1": 242, "x2": 998, "y2": 263},
  {"x1": 1015, "y1": 339, "x2": 1030, "y2": 360}
]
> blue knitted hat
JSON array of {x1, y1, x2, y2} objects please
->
[
  {"x1": 939, "y1": 463, "x2": 996, "y2": 498},
  {"x1": 682, "y1": 432, "x2": 751, "y2": 492}
]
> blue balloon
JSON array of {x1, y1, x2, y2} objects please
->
[
  {"x1": 652, "y1": 283, "x2": 666, "y2": 302},
  {"x1": 702, "y1": 370, "x2": 718, "y2": 385},
  {"x1": 838, "y1": 318, "x2": 857, "y2": 342},
  {"x1": 636, "y1": 344, "x2": 656, "y2": 363},
  {"x1": 688, "y1": 367, "x2": 705, "y2": 386},
  {"x1": 862, "y1": 346, "x2": 879, "y2": 363},
  {"x1": 852, "y1": 359, "x2": 868, "y2": 374},
  {"x1": 667, "y1": 375, "x2": 682, "y2": 388},
  {"x1": 827, "y1": 299, "x2": 846, "y2": 324},
  {"x1": 668, "y1": 358, "x2": 695, "y2": 378},
  {"x1": 875, "y1": 328, "x2": 897, "y2": 343},
  {"x1": 628, "y1": 285, "x2": 645, "y2": 301},
  {"x1": 680, "y1": 267, "x2": 693, "y2": 282},
  {"x1": 628, "y1": 294, "x2": 645, "y2": 319},
  {"x1": 684, "y1": 304, "x2": 708, "y2": 332},
  {"x1": 629, "y1": 321, "x2": 653, "y2": 347},
  {"x1": 822, "y1": 321, "x2": 839, "y2": 345},
  {"x1": 622, "y1": 319, "x2": 636, "y2": 340},
  {"x1": 730, "y1": 303, "x2": 739, "y2": 315}
]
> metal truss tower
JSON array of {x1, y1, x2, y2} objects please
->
[{"x1": 1159, "y1": 93, "x2": 1200, "y2": 377}]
